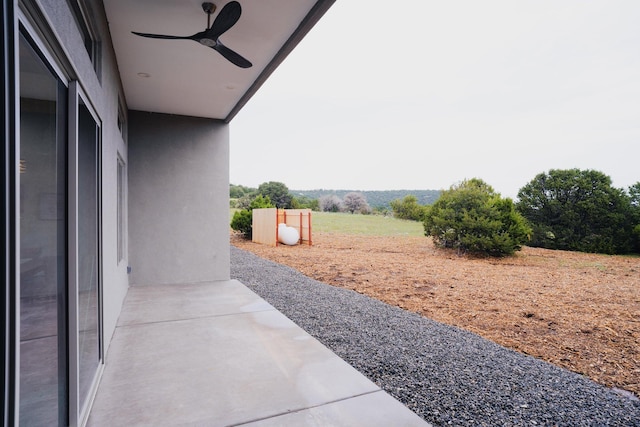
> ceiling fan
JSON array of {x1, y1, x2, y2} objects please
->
[{"x1": 132, "y1": 1, "x2": 252, "y2": 68}]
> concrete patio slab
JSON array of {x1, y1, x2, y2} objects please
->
[
  {"x1": 116, "y1": 280, "x2": 274, "y2": 326},
  {"x1": 87, "y1": 280, "x2": 429, "y2": 426},
  {"x1": 241, "y1": 391, "x2": 428, "y2": 427}
]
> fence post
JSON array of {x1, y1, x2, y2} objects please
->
[
  {"x1": 308, "y1": 210, "x2": 312, "y2": 245},
  {"x1": 275, "y1": 209, "x2": 279, "y2": 246}
]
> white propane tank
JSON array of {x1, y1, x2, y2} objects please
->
[{"x1": 278, "y1": 223, "x2": 299, "y2": 245}]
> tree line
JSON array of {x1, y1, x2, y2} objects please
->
[
  {"x1": 390, "y1": 169, "x2": 640, "y2": 256},
  {"x1": 231, "y1": 184, "x2": 440, "y2": 210},
  {"x1": 231, "y1": 169, "x2": 640, "y2": 256},
  {"x1": 230, "y1": 181, "x2": 375, "y2": 238},
  {"x1": 292, "y1": 189, "x2": 441, "y2": 209},
  {"x1": 231, "y1": 182, "x2": 377, "y2": 214}
]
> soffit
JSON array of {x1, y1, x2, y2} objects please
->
[{"x1": 103, "y1": 0, "x2": 333, "y2": 122}]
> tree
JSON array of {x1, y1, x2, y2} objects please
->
[
  {"x1": 628, "y1": 182, "x2": 640, "y2": 252},
  {"x1": 230, "y1": 195, "x2": 274, "y2": 239},
  {"x1": 319, "y1": 194, "x2": 342, "y2": 212},
  {"x1": 291, "y1": 195, "x2": 320, "y2": 211},
  {"x1": 629, "y1": 182, "x2": 640, "y2": 207},
  {"x1": 257, "y1": 181, "x2": 292, "y2": 208},
  {"x1": 342, "y1": 192, "x2": 370, "y2": 214},
  {"x1": 390, "y1": 195, "x2": 428, "y2": 221},
  {"x1": 234, "y1": 194, "x2": 254, "y2": 210},
  {"x1": 229, "y1": 183, "x2": 255, "y2": 199},
  {"x1": 423, "y1": 179, "x2": 531, "y2": 257},
  {"x1": 516, "y1": 169, "x2": 634, "y2": 254}
]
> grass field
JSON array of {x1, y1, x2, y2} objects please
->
[
  {"x1": 230, "y1": 209, "x2": 425, "y2": 237},
  {"x1": 311, "y1": 212, "x2": 424, "y2": 236}
]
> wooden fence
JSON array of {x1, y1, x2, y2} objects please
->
[{"x1": 252, "y1": 208, "x2": 312, "y2": 246}]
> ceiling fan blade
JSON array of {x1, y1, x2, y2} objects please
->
[
  {"x1": 132, "y1": 31, "x2": 193, "y2": 40},
  {"x1": 207, "y1": 1, "x2": 242, "y2": 39},
  {"x1": 213, "y1": 40, "x2": 252, "y2": 68}
]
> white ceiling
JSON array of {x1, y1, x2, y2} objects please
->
[{"x1": 103, "y1": 0, "x2": 333, "y2": 122}]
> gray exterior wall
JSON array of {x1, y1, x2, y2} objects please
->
[
  {"x1": 128, "y1": 111, "x2": 230, "y2": 285},
  {"x1": 35, "y1": 0, "x2": 129, "y2": 349}
]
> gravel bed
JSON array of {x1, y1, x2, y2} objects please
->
[{"x1": 231, "y1": 246, "x2": 640, "y2": 426}]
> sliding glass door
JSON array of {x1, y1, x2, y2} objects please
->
[
  {"x1": 18, "y1": 28, "x2": 102, "y2": 426},
  {"x1": 18, "y1": 31, "x2": 68, "y2": 426},
  {"x1": 74, "y1": 90, "x2": 102, "y2": 420}
]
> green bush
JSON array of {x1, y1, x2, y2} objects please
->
[
  {"x1": 230, "y1": 195, "x2": 274, "y2": 239},
  {"x1": 230, "y1": 183, "x2": 255, "y2": 199},
  {"x1": 629, "y1": 182, "x2": 640, "y2": 253},
  {"x1": 291, "y1": 195, "x2": 319, "y2": 211},
  {"x1": 423, "y1": 179, "x2": 531, "y2": 257},
  {"x1": 257, "y1": 181, "x2": 292, "y2": 208},
  {"x1": 390, "y1": 195, "x2": 428, "y2": 221},
  {"x1": 230, "y1": 210, "x2": 252, "y2": 238},
  {"x1": 319, "y1": 195, "x2": 342, "y2": 212},
  {"x1": 517, "y1": 169, "x2": 635, "y2": 254}
]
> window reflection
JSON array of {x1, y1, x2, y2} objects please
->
[
  {"x1": 19, "y1": 32, "x2": 68, "y2": 426},
  {"x1": 77, "y1": 98, "x2": 100, "y2": 410}
]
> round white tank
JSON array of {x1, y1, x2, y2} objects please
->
[{"x1": 278, "y1": 223, "x2": 299, "y2": 245}]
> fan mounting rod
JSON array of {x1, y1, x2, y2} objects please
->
[{"x1": 202, "y1": 2, "x2": 216, "y2": 28}]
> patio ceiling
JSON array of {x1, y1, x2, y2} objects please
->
[{"x1": 103, "y1": 0, "x2": 334, "y2": 122}]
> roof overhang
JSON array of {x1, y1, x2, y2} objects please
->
[{"x1": 103, "y1": 0, "x2": 334, "y2": 122}]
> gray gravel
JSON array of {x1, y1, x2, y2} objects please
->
[{"x1": 230, "y1": 246, "x2": 640, "y2": 426}]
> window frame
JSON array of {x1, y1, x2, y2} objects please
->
[
  {"x1": 17, "y1": 18, "x2": 71, "y2": 426},
  {"x1": 65, "y1": 0, "x2": 101, "y2": 79},
  {"x1": 16, "y1": 7, "x2": 105, "y2": 425},
  {"x1": 68, "y1": 81, "x2": 104, "y2": 426},
  {"x1": 2, "y1": 0, "x2": 18, "y2": 424},
  {"x1": 117, "y1": 154, "x2": 127, "y2": 264}
]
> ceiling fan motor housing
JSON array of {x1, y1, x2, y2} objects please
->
[
  {"x1": 200, "y1": 38, "x2": 217, "y2": 47},
  {"x1": 202, "y1": 2, "x2": 216, "y2": 14}
]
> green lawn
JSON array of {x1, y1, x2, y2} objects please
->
[
  {"x1": 312, "y1": 211, "x2": 424, "y2": 236},
  {"x1": 231, "y1": 209, "x2": 424, "y2": 237}
]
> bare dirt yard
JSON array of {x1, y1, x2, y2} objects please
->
[{"x1": 231, "y1": 231, "x2": 640, "y2": 397}]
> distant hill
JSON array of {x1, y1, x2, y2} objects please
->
[{"x1": 291, "y1": 189, "x2": 441, "y2": 208}]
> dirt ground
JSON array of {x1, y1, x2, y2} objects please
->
[{"x1": 231, "y1": 231, "x2": 640, "y2": 397}]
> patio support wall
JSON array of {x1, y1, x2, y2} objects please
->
[{"x1": 128, "y1": 111, "x2": 230, "y2": 285}]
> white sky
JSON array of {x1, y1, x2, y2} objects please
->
[{"x1": 230, "y1": 1, "x2": 640, "y2": 199}]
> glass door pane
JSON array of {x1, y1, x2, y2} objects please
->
[
  {"x1": 77, "y1": 97, "x2": 100, "y2": 411},
  {"x1": 19, "y1": 32, "x2": 68, "y2": 426}
]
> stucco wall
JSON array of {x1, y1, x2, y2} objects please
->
[
  {"x1": 36, "y1": 0, "x2": 129, "y2": 352},
  {"x1": 128, "y1": 111, "x2": 230, "y2": 285}
]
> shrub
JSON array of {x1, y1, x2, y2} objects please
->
[
  {"x1": 517, "y1": 169, "x2": 635, "y2": 254},
  {"x1": 629, "y1": 182, "x2": 640, "y2": 253},
  {"x1": 424, "y1": 179, "x2": 531, "y2": 257},
  {"x1": 291, "y1": 195, "x2": 319, "y2": 211},
  {"x1": 372, "y1": 206, "x2": 392, "y2": 216},
  {"x1": 633, "y1": 224, "x2": 640, "y2": 253},
  {"x1": 230, "y1": 210, "x2": 252, "y2": 238},
  {"x1": 343, "y1": 192, "x2": 370, "y2": 214},
  {"x1": 230, "y1": 195, "x2": 274, "y2": 239},
  {"x1": 319, "y1": 194, "x2": 342, "y2": 212},
  {"x1": 390, "y1": 195, "x2": 428, "y2": 221},
  {"x1": 234, "y1": 194, "x2": 254, "y2": 210},
  {"x1": 257, "y1": 181, "x2": 292, "y2": 208},
  {"x1": 230, "y1": 183, "x2": 255, "y2": 199}
]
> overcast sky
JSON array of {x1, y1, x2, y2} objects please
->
[{"x1": 230, "y1": 1, "x2": 640, "y2": 199}]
